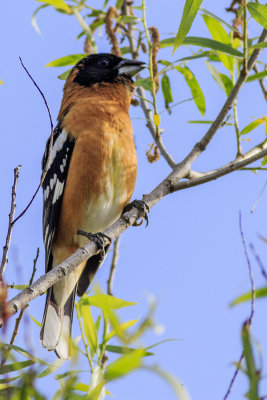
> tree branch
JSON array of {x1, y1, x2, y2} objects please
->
[{"x1": 0, "y1": 165, "x2": 21, "y2": 280}]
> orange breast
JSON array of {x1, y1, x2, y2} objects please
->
[{"x1": 53, "y1": 90, "x2": 137, "y2": 250}]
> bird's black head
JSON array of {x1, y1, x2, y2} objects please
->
[{"x1": 73, "y1": 53, "x2": 145, "y2": 87}]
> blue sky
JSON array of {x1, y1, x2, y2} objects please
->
[{"x1": 1, "y1": 1, "x2": 267, "y2": 399}]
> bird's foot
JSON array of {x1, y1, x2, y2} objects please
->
[
  {"x1": 77, "y1": 230, "x2": 111, "y2": 257},
  {"x1": 122, "y1": 199, "x2": 150, "y2": 227}
]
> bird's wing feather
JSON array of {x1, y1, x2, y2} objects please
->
[{"x1": 42, "y1": 126, "x2": 75, "y2": 271}]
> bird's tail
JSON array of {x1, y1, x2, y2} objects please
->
[{"x1": 40, "y1": 287, "x2": 76, "y2": 360}]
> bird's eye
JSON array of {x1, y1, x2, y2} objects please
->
[{"x1": 98, "y1": 58, "x2": 109, "y2": 67}]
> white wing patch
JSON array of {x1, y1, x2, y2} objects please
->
[
  {"x1": 52, "y1": 180, "x2": 65, "y2": 205},
  {"x1": 48, "y1": 129, "x2": 68, "y2": 169}
]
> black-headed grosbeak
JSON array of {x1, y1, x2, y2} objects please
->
[{"x1": 40, "y1": 53, "x2": 145, "y2": 359}]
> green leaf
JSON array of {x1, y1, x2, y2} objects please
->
[
  {"x1": 240, "y1": 118, "x2": 265, "y2": 135},
  {"x1": 176, "y1": 66, "x2": 205, "y2": 115},
  {"x1": 73, "y1": 8, "x2": 97, "y2": 52},
  {"x1": 105, "y1": 344, "x2": 153, "y2": 356},
  {"x1": 175, "y1": 51, "x2": 214, "y2": 63},
  {"x1": 146, "y1": 338, "x2": 179, "y2": 351},
  {"x1": 0, "y1": 344, "x2": 48, "y2": 366},
  {"x1": 79, "y1": 304, "x2": 98, "y2": 356},
  {"x1": 242, "y1": 322, "x2": 260, "y2": 399},
  {"x1": 105, "y1": 349, "x2": 146, "y2": 381},
  {"x1": 247, "y1": 70, "x2": 267, "y2": 83},
  {"x1": 120, "y1": 46, "x2": 130, "y2": 55},
  {"x1": 0, "y1": 360, "x2": 35, "y2": 375},
  {"x1": 37, "y1": 359, "x2": 65, "y2": 378},
  {"x1": 230, "y1": 286, "x2": 267, "y2": 307},
  {"x1": 203, "y1": 14, "x2": 234, "y2": 73},
  {"x1": 115, "y1": 0, "x2": 124, "y2": 9},
  {"x1": 105, "y1": 319, "x2": 139, "y2": 342},
  {"x1": 200, "y1": 8, "x2": 237, "y2": 32},
  {"x1": 32, "y1": 4, "x2": 49, "y2": 35},
  {"x1": 73, "y1": 382, "x2": 90, "y2": 392},
  {"x1": 87, "y1": 382, "x2": 106, "y2": 400},
  {"x1": 161, "y1": 36, "x2": 242, "y2": 58},
  {"x1": 249, "y1": 41, "x2": 267, "y2": 49},
  {"x1": 36, "y1": 0, "x2": 71, "y2": 13},
  {"x1": 173, "y1": 0, "x2": 203, "y2": 53},
  {"x1": 205, "y1": 61, "x2": 233, "y2": 96},
  {"x1": 247, "y1": 2, "x2": 267, "y2": 30},
  {"x1": 30, "y1": 315, "x2": 41, "y2": 327},
  {"x1": 57, "y1": 68, "x2": 72, "y2": 80},
  {"x1": 81, "y1": 294, "x2": 137, "y2": 310},
  {"x1": 118, "y1": 15, "x2": 139, "y2": 23},
  {"x1": 0, "y1": 375, "x2": 22, "y2": 384},
  {"x1": 143, "y1": 365, "x2": 191, "y2": 400},
  {"x1": 8, "y1": 284, "x2": 28, "y2": 290},
  {"x1": 46, "y1": 54, "x2": 85, "y2": 67},
  {"x1": 161, "y1": 74, "x2": 173, "y2": 108}
]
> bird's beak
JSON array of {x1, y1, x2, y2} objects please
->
[{"x1": 115, "y1": 58, "x2": 146, "y2": 77}]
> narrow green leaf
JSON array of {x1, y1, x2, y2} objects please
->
[
  {"x1": 203, "y1": 14, "x2": 234, "y2": 73},
  {"x1": 46, "y1": 54, "x2": 85, "y2": 67},
  {"x1": 240, "y1": 119, "x2": 265, "y2": 135},
  {"x1": 242, "y1": 322, "x2": 260, "y2": 399},
  {"x1": 57, "y1": 68, "x2": 72, "y2": 80},
  {"x1": 73, "y1": 382, "x2": 90, "y2": 392},
  {"x1": 175, "y1": 51, "x2": 214, "y2": 63},
  {"x1": 247, "y1": 3, "x2": 267, "y2": 30},
  {"x1": 55, "y1": 370, "x2": 85, "y2": 380},
  {"x1": 249, "y1": 41, "x2": 267, "y2": 49},
  {"x1": 81, "y1": 294, "x2": 137, "y2": 310},
  {"x1": 161, "y1": 36, "x2": 242, "y2": 58},
  {"x1": 73, "y1": 8, "x2": 97, "y2": 52},
  {"x1": 0, "y1": 344, "x2": 48, "y2": 366},
  {"x1": 36, "y1": 0, "x2": 71, "y2": 13},
  {"x1": 161, "y1": 74, "x2": 173, "y2": 108},
  {"x1": 247, "y1": 70, "x2": 267, "y2": 83},
  {"x1": 31, "y1": 4, "x2": 49, "y2": 35},
  {"x1": 105, "y1": 319, "x2": 139, "y2": 342},
  {"x1": 105, "y1": 344, "x2": 153, "y2": 356},
  {"x1": 176, "y1": 66, "x2": 205, "y2": 115},
  {"x1": 173, "y1": 0, "x2": 203, "y2": 53},
  {"x1": 0, "y1": 375, "x2": 22, "y2": 384},
  {"x1": 118, "y1": 15, "x2": 139, "y2": 23},
  {"x1": 0, "y1": 360, "x2": 34, "y2": 375},
  {"x1": 8, "y1": 284, "x2": 27, "y2": 290},
  {"x1": 37, "y1": 359, "x2": 65, "y2": 378},
  {"x1": 87, "y1": 382, "x2": 106, "y2": 400},
  {"x1": 120, "y1": 46, "x2": 130, "y2": 55},
  {"x1": 115, "y1": 0, "x2": 124, "y2": 9},
  {"x1": 79, "y1": 304, "x2": 98, "y2": 356},
  {"x1": 143, "y1": 365, "x2": 191, "y2": 400},
  {"x1": 105, "y1": 349, "x2": 145, "y2": 381},
  {"x1": 205, "y1": 61, "x2": 233, "y2": 96},
  {"x1": 146, "y1": 338, "x2": 179, "y2": 351},
  {"x1": 200, "y1": 8, "x2": 237, "y2": 32},
  {"x1": 30, "y1": 315, "x2": 41, "y2": 327},
  {"x1": 230, "y1": 286, "x2": 267, "y2": 307}
]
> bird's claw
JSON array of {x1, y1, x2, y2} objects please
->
[
  {"x1": 122, "y1": 199, "x2": 150, "y2": 227},
  {"x1": 77, "y1": 230, "x2": 111, "y2": 257}
]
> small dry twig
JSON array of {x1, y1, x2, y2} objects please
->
[
  {"x1": 107, "y1": 236, "x2": 121, "y2": 296},
  {"x1": 0, "y1": 165, "x2": 21, "y2": 280},
  {"x1": 12, "y1": 57, "x2": 54, "y2": 226}
]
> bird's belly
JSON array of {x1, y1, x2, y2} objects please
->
[{"x1": 81, "y1": 177, "x2": 128, "y2": 234}]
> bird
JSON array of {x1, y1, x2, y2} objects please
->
[{"x1": 40, "y1": 53, "x2": 145, "y2": 359}]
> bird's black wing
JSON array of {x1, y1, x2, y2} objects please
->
[{"x1": 42, "y1": 126, "x2": 75, "y2": 272}]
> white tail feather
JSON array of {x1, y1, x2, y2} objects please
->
[
  {"x1": 41, "y1": 304, "x2": 61, "y2": 351},
  {"x1": 55, "y1": 315, "x2": 71, "y2": 360}
]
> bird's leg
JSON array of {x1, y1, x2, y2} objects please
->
[
  {"x1": 122, "y1": 199, "x2": 150, "y2": 227},
  {"x1": 77, "y1": 230, "x2": 112, "y2": 257}
]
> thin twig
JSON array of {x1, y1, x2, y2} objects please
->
[
  {"x1": 1, "y1": 248, "x2": 39, "y2": 365},
  {"x1": 12, "y1": 58, "x2": 54, "y2": 226},
  {"x1": 107, "y1": 236, "x2": 121, "y2": 296},
  {"x1": 223, "y1": 352, "x2": 244, "y2": 400},
  {"x1": 0, "y1": 165, "x2": 21, "y2": 280},
  {"x1": 223, "y1": 212, "x2": 256, "y2": 399},
  {"x1": 253, "y1": 64, "x2": 267, "y2": 100},
  {"x1": 250, "y1": 243, "x2": 267, "y2": 282},
  {"x1": 122, "y1": 0, "x2": 176, "y2": 169}
]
